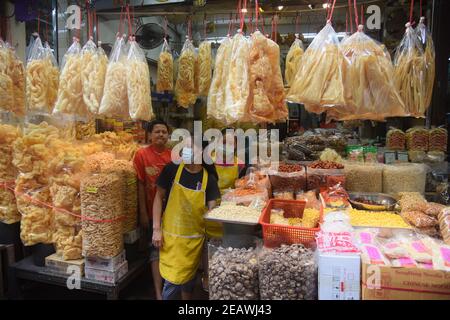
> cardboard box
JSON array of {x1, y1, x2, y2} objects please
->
[
  {"x1": 84, "y1": 250, "x2": 126, "y2": 272},
  {"x1": 361, "y1": 262, "x2": 450, "y2": 300},
  {"x1": 45, "y1": 254, "x2": 85, "y2": 277},
  {"x1": 124, "y1": 228, "x2": 141, "y2": 244},
  {"x1": 318, "y1": 253, "x2": 361, "y2": 300},
  {"x1": 85, "y1": 261, "x2": 128, "y2": 284}
]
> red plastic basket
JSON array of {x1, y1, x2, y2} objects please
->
[{"x1": 259, "y1": 199, "x2": 322, "y2": 248}]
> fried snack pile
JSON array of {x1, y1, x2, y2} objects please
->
[
  {"x1": 26, "y1": 38, "x2": 59, "y2": 114},
  {"x1": 127, "y1": 40, "x2": 154, "y2": 121},
  {"x1": 207, "y1": 37, "x2": 232, "y2": 124},
  {"x1": 0, "y1": 43, "x2": 14, "y2": 113},
  {"x1": 102, "y1": 160, "x2": 137, "y2": 233},
  {"x1": 89, "y1": 131, "x2": 138, "y2": 161},
  {"x1": 99, "y1": 37, "x2": 129, "y2": 119},
  {"x1": 48, "y1": 140, "x2": 85, "y2": 260},
  {"x1": 81, "y1": 173, "x2": 124, "y2": 258},
  {"x1": 82, "y1": 40, "x2": 108, "y2": 115},
  {"x1": 288, "y1": 23, "x2": 346, "y2": 114},
  {"x1": 6, "y1": 48, "x2": 26, "y2": 116},
  {"x1": 13, "y1": 122, "x2": 60, "y2": 245},
  {"x1": 54, "y1": 40, "x2": 88, "y2": 117},
  {"x1": 198, "y1": 41, "x2": 212, "y2": 96},
  {"x1": 248, "y1": 31, "x2": 288, "y2": 123},
  {"x1": 285, "y1": 36, "x2": 304, "y2": 87},
  {"x1": 330, "y1": 27, "x2": 406, "y2": 121},
  {"x1": 175, "y1": 38, "x2": 197, "y2": 108},
  {"x1": 156, "y1": 39, "x2": 173, "y2": 92},
  {"x1": 0, "y1": 125, "x2": 22, "y2": 224},
  {"x1": 394, "y1": 24, "x2": 428, "y2": 117},
  {"x1": 224, "y1": 33, "x2": 251, "y2": 124}
]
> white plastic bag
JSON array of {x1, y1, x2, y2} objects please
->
[{"x1": 285, "y1": 34, "x2": 304, "y2": 87}]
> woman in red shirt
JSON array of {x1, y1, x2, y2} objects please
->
[{"x1": 133, "y1": 120, "x2": 172, "y2": 300}]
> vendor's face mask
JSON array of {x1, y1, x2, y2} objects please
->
[{"x1": 182, "y1": 147, "x2": 194, "y2": 164}]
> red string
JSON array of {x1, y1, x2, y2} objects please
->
[
  {"x1": 255, "y1": 0, "x2": 259, "y2": 31},
  {"x1": 326, "y1": 0, "x2": 331, "y2": 21},
  {"x1": 164, "y1": 16, "x2": 168, "y2": 39},
  {"x1": 118, "y1": 6, "x2": 125, "y2": 36},
  {"x1": 327, "y1": 0, "x2": 338, "y2": 22},
  {"x1": 295, "y1": 13, "x2": 300, "y2": 34},
  {"x1": 353, "y1": 0, "x2": 359, "y2": 27},
  {"x1": 250, "y1": 10, "x2": 253, "y2": 34},
  {"x1": 409, "y1": 0, "x2": 415, "y2": 24},
  {"x1": 77, "y1": 7, "x2": 81, "y2": 40},
  {"x1": 348, "y1": 0, "x2": 354, "y2": 33},
  {"x1": 361, "y1": 4, "x2": 364, "y2": 25},
  {"x1": 239, "y1": 0, "x2": 247, "y2": 33},
  {"x1": 126, "y1": 5, "x2": 132, "y2": 37},
  {"x1": 227, "y1": 13, "x2": 233, "y2": 36},
  {"x1": 131, "y1": 5, "x2": 136, "y2": 35}
]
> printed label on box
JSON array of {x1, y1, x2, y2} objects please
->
[
  {"x1": 412, "y1": 241, "x2": 427, "y2": 253},
  {"x1": 365, "y1": 246, "x2": 384, "y2": 265},
  {"x1": 440, "y1": 247, "x2": 450, "y2": 267},
  {"x1": 360, "y1": 233, "x2": 373, "y2": 244}
]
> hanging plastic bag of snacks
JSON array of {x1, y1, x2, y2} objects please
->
[
  {"x1": 53, "y1": 37, "x2": 88, "y2": 118},
  {"x1": 0, "y1": 40, "x2": 14, "y2": 114},
  {"x1": 198, "y1": 40, "x2": 212, "y2": 96},
  {"x1": 99, "y1": 35, "x2": 129, "y2": 118},
  {"x1": 81, "y1": 38, "x2": 108, "y2": 115},
  {"x1": 394, "y1": 23, "x2": 427, "y2": 117},
  {"x1": 416, "y1": 17, "x2": 435, "y2": 114},
  {"x1": 156, "y1": 38, "x2": 173, "y2": 93},
  {"x1": 5, "y1": 44, "x2": 26, "y2": 117},
  {"x1": 175, "y1": 37, "x2": 197, "y2": 108},
  {"x1": 127, "y1": 37, "x2": 154, "y2": 121},
  {"x1": 284, "y1": 34, "x2": 304, "y2": 88},
  {"x1": 43, "y1": 42, "x2": 60, "y2": 113}
]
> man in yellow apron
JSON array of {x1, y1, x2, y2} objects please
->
[{"x1": 152, "y1": 144, "x2": 220, "y2": 300}]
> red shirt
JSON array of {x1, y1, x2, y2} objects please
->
[{"x1": 133, "y1": 145, "x2": 172, "y2": 219}]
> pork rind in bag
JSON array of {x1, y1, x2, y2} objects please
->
[
  {"x1": 248, "y1": 31, "x2": 288, "y2": 123},
  {"x1": 99, "y1": 36, "x2": 129, "y2": 119},
  {"x1": 0, "y1": 124, "x2": 22, "y2": 224},
  {"x1": 4, "y1": 44, "x2": 26, "y2": 117},
  {"x1": 224, "y1": 32, "x2": 250, "y2": 124},
  {"x1": 287, "y1": 22, "x2": 346, "y2": 113},
  {"x1": 394, "y1": 23, "x2": 428, "y2": 118},
  {"x1": 44, "y1": 42, "x2": 60, "y2": 112},
  {"x1": 127, "y1": 38, "x2": 154, "y2": 121},
  {"x1": 54, "y1": 38, "x2": 88, "y2": 117},
  {"x1": 337, "y1": 26, "x2": 407, "y2": 121},
  {"x1": 198, "y1": 41, "x2": 212, "y2": 96},
  {"x1": 207, "y1": 37, "x2": 232, "y2": 124},
  {"x1": 0, "y1": 40, "x2": 14, "y2": 113},
  {"x1": 156, "y1": 39, "x2": 173, "y2": 93},
  {"x1": 81, "y1": 39, "x2": 108, "y2": 115},
  {"x1": 284, "y1": 34, "x2": 304, "y2": 87},
  {"x1": 416, "y1": 17, "x2": 435, "y2": 115},
  {"x1": 175, "y1": 37, "x2": 197, "y2": 108}
]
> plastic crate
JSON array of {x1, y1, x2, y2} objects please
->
[{"x1": 259, "y1": 199, "x2": 322, "y2": 248}]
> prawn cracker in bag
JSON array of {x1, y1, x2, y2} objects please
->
[
  {"x1": 156, "y1": 39, "x2": 173, "y2": 93},
  {"x1": 285, "y1": 35, "x2": 304, "y2": 88},
  {"x1": 198, "y1": 41, "x2": 212, "y2": 96},
  {"x1": 175, "y1": 37, "x2": 197, "y2": 108}
]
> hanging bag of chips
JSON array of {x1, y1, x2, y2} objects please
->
[
  {"x1": 175, "y1": 35, "x2": 197, "y2": 108},
  {"x1": 156, "y1": 38, "x2": 174, "y2": 93}
]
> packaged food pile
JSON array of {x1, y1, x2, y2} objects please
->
[
  {"x1": 0, "y1": 124, "x2": 22, "y2": 224},
  {"x1": 267, "y1": 163, "x2": 306, "y2": 193},
  {"x1": 386, "y1": 128, "x2": 406, "y2": 151},
  {"x1": 344, "y1": 162, "x2": 383, "y2": 193},
  {"x1": 156, "y1": 39, "x2": 173, "y2": 93},
  {"x1": 429, "y1": 128, "x2": 447, "y2": 152},
  {"x1": 382, "y1": 163, "x2": 426, "y2": 195},
  {"x1": 307, "y1": 160, "x2": 345, "y2": 191},
  {"x1": 406, "y1": 127, "x2": 429, "y2": 151}
]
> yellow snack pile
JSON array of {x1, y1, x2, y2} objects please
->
[
  {"x1": 198, "y1": 41, "x2": 212, "y2": 96},
  {"x1": 325, "y1": 208, "x2": 411, "y2": 229},
  {"x1": 82, "y1": 45, "x2": 108, "y2": 114},
  {"x1": 175, "y1": 39, "x2": 197, "y2": 108}
]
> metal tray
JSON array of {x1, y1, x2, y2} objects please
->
[
  {"x1": 348, "y1": 192, "x2": 398, "y2": 211},
  {"x1": 204, "y1": 215, "x2": 259, "y2": 226}
]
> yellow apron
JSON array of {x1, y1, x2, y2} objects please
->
[{"x1": 159, "y1": 163, "x2": 207, "y2": 285}]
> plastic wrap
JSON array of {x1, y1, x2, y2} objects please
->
[
  {"x1": 382, "y1": 163, "x2": 426, "y2": 195},
  {"x1": 432, "y1": 244, "x2": 450, "y2": 272},
  {"x1": 259, "y1": 244, "x2": 317, "y2": 300},
  {"x1": 428, "y1": 128, "x2": 447, "y2": 152},
  {"x1": 81, "y1": 40, "x2": 108, "y2": 115},
  {"x1": 5, "y1": 45, "x2": 25, "y2": 116},
  {"x1": 401, "y1": 210, "x2": 437, "y2": 228},
  {"x1": 397, "y1": 192, "x2": 428, "y2": 212},
  {"x1": 247, "y1": 31, "x2": 287, "y2": 123},
  {"x1": 0, "y1": 41, "x2": 14, "y2": 113},
  {"x1": 224, "y1": 32, "x2": 250, "y2": 124},
  {"x1": 198, "y1": 41, "x2": 212, "y2": 96},
  {"x1": 287, "y1": 22, "x2": 346, "y2": 112},
  {"x1": 175, "y1": 37, "x2": 197, "y2": 108},
  {"x1": 344, "y1": 163, "x2": 383, "y2": 193},
  {"x1": 267, "y1": 163, "x2": 306, "y2": 192},
  {"x1": 417, "y1": 18, "x2": 435, "y2": 115},
  {"x1": 307, "y1": 167, "x2": 345, "y2": 191},
  {"x1": 394, "y1": 23, "x2": 428, "y2": 117},
  {"x1": 337, "y1": 27, "x2": 406, "y2": 121},
  {"x1": 386, "y1": 128, "x2": 406, "y2": 151},
  {"x1": 26, "y1": 37, "x2": 58, "y2": 114},
  {"x1": 53, "y1": 38, "x2": 88, "y2": 117},
  {"x1": 285, "y1": 35, "x2": 304, "y2": 87},
  {"x1": 156, "y1": 39, "x2": 173, "y2": 92},
  {"x1": 81, "y1": 172, "x2": 124, "y2": 258},
  {"x1": 99, "y1": 36, "x2": 129, "y2": 118},
  {"x1": 0, "y1": 124, "x2": 22, "y2": 224},
  {"x1": 43, "y1": 42, "x2": 59, "y2": 112},
  {"x1": 406, "y1": 127, "x2": 429, "y2": 151},
  {"x1": 360, "y1": 244, "x2": 390, "y2": 265},
  {"x1": 439, "y1": 208, "x2": 450, "y2": 245},
  {"x1": 127, "y1": 39, "x2": 154, "y2": 121}
]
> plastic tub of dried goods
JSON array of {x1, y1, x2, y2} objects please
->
[
  {"x1": 259, "y1": 199, "x2": 322, "y2": 248},
  {"x1": 268, "y1": 164, "x2": 306, "y2": 192},
  {"x1": 382, "y1": 163, "x2": 427, "y2": 196},
  {"x1": 306, "y1": 167, "x2": 345, "y2": 191},
  {"x1": 344, "y1": 162, "x2": 383, "y2": 193}
]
